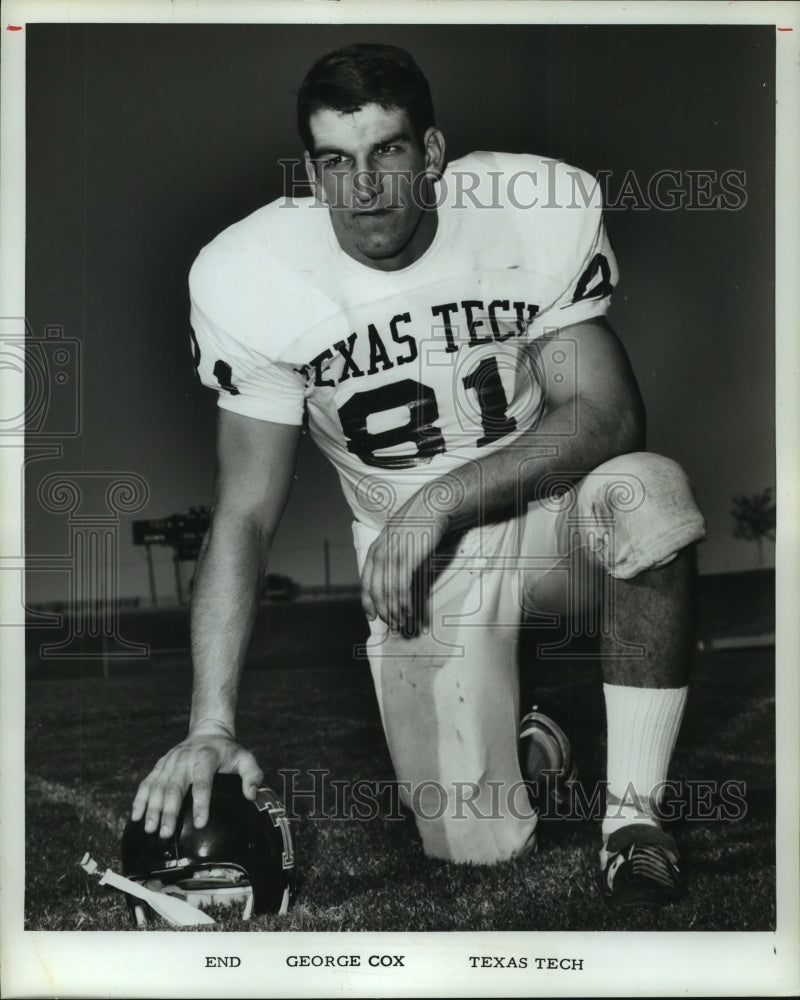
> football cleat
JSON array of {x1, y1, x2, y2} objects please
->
[
  {"x1": 519, "y1": 704, "x2": 579, "y2": 814},
  {"x1": 599, "y1": 823, "x2": 686, "y2": 909},
  {"x1": 121, "y1": 774, "x2": 295, "y2": 927}
]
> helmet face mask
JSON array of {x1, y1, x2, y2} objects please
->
[
  {"x1": 132, "y1": 866, "x2": 256, "y2": 926},
  {"x1": 122, "y1": 776, "x2": 294, "y2": 927}
]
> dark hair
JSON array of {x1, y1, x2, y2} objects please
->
[{"x1": 297, "y1": 43, "x2": 435, "y2": 152}]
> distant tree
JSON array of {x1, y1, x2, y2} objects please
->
[{"x1": 731, "y1": 487, "x2": 776, "y2": 566}]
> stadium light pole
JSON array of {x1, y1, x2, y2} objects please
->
[
  {"x1": 173, "y1": 551, "x2": 184, "y2": 607},
  {"x1": 144, "y1": 542, "x2": 158, "y2": 608}
]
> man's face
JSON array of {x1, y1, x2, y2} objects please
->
[{"x1": 305, "y1": 104, "x2": 445, "y2": 272}]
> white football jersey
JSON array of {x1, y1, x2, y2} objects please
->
[{"x1": 189, "y1": 151, "x2": 618, "y2": 530}]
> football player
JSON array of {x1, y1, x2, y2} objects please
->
[{"x1": 131, "y1": 43, "x2": 706, "y2": 909}]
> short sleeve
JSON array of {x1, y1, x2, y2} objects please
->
[
  {"x1": 530, "y1": 167, "x2": 620, "y2": 336},
  {"x1": 189, "y1": 262, "x2": 306, "y2": 427},
  {"x1": 553, "y1": 213, "x2": 619, "y2": 327}
]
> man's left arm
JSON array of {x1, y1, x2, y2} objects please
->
[{"x1": 361, "y1": 317, "x2": 646, "y2": 630}]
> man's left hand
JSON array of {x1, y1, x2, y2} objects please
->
[{"x1": 360, "y1": 496, "x2": 447, "y2": 633}]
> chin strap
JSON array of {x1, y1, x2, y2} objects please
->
[{"x1": 79, "y1": 853, "x2": 216, "y2": 926}]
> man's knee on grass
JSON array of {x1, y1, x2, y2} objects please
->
[{"x1": 409, "y1": 778, "x2": 539, "y2": 865}]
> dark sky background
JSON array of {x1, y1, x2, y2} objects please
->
[{"x1": 24, "y1": 23, "x2": 775, "y2": 603}]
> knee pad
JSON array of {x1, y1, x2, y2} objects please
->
[{"x1": 576, "y1": 452, "x2": 706, "y2": 579}]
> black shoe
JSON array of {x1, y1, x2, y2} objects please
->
[
  {"x1": 599, "y1": 823, "x2": 687, "y2": 909},
  {"x1": 519, "y1": 705, "x2": 579, "y2": 813}
]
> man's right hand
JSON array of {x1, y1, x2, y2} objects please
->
[
  {"x1": 130, "y1": 723, "x2": 264, "y2": 839},
  {"x1": 132, "y1": 413, "x2": 300, "y2": 841}
]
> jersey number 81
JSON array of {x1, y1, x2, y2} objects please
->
[{"x1": 337, "y1": 357, "x2": 517, "y2": 469}]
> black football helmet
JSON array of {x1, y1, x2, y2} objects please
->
[{"x1": 121, "y1": 775, "x2": 294, "y2": 927}]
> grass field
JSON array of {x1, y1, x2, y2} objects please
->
[{"x1": 24, "y1": 571, "x2": 776, "y2": 932}]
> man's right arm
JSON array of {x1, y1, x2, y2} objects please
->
[{"x1": 130, "y1": 409, "x2": 302, "y2": 837}]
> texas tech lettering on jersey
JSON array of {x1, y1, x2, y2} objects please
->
[{"x1": 299, "y1": 298, "x2": 540, "y2": 389}]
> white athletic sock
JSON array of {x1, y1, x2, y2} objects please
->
[{"x1": 602, "y1": 683, "x2": 688, "y2": 844}]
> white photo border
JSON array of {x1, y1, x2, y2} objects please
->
[{"x1": 1, "y1": 1, "x2": 798, "y2": 997}]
